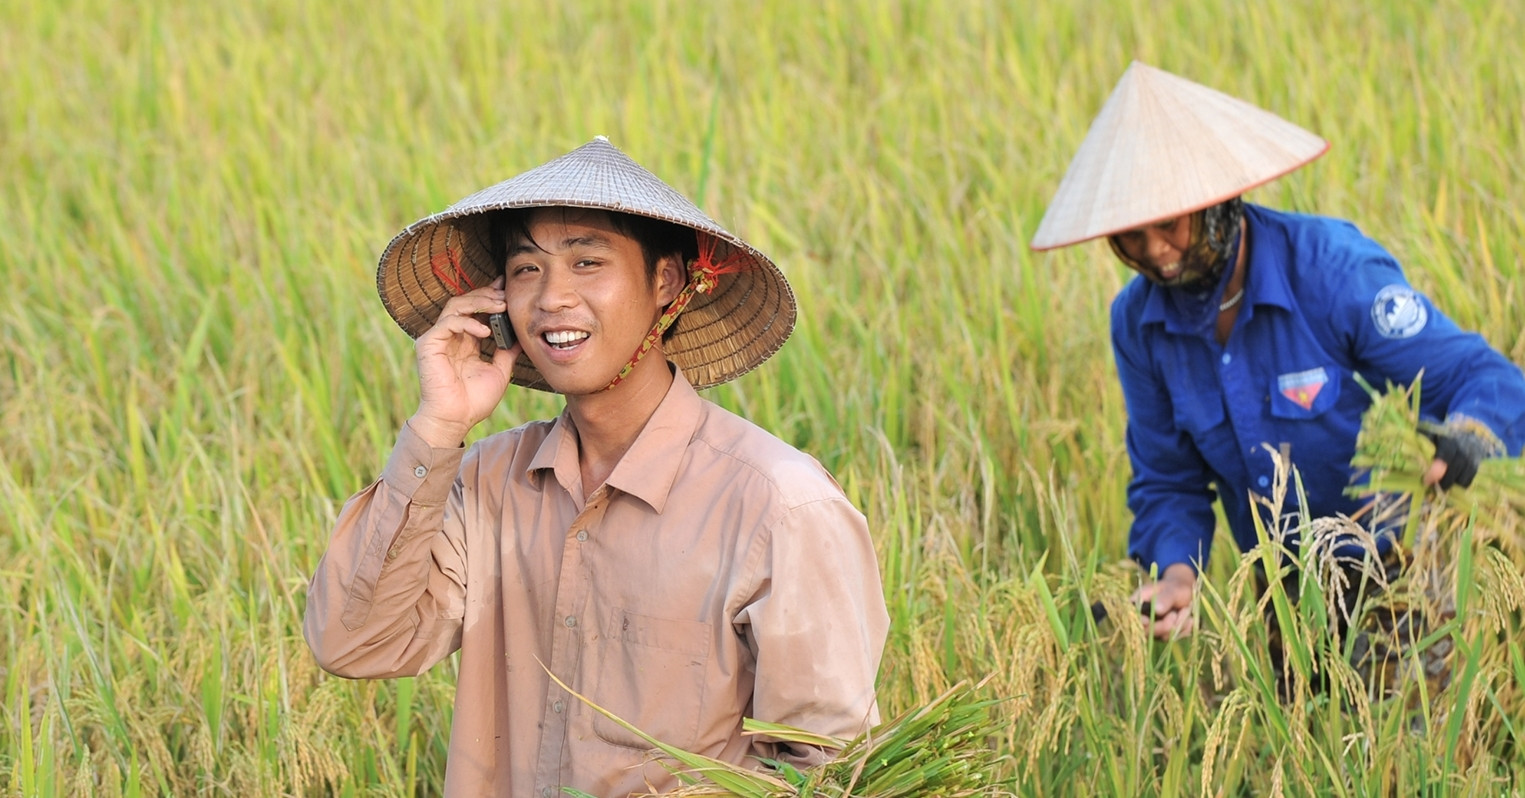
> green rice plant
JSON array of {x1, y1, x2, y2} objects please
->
[
  {"x1": 1342, "y1": 376, "x2": 1525, "y2": 778},
  {"x1": 547, "y1": 664, "x2": 1011, "y2": 798},
  {"x1": 4, "y1": 0, "x2": 1525, "y2": 794}
]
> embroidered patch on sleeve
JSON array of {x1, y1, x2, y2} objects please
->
[
  {"x1": 1371, "y1": 284, "x2": 1428, "y2": 339},
  {"x1": 1278, "y1": 367, "x2": 1329, "y2": 410}
]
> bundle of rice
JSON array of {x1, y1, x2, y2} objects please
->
[
  {"x1": 1344, "y1": 375, "x2": 1525, "y2": 702},
  {"x1": 1347, "y1": 373, "x2": 1525, "y2": 552},
  {"x1": 547, "y1": 669, "x2": 1010, "y2": 797}
]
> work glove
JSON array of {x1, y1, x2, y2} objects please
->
[{"x1": 1426, "y1": 415, "x2": 1505, "y2": 490}]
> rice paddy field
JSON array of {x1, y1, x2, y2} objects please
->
[{"x1": 5, "y1": 0, "x2": 1525, "y2": 794}]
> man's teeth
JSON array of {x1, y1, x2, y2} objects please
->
[{"x1": 544, "y1": 330, "x2": 590, "y2": 346}]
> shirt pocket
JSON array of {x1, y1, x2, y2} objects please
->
[
  {"x1": 1268, "y1": 366, "x2": 1341, "y2": 419},
  {"x1": 587, "y1": 609, "x2": 712, "y2": 751}
]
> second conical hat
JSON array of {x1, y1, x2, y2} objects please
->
[{"x1": 1030, "y1": 61, "x2": 1329, "y2": 251}]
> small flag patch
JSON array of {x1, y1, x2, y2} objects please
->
[{"x1": 1278, "y1": 367, "x2": 1328, "y2": 411}]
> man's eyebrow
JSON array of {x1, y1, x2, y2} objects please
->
[
  {"x1": 558, "y1": 234, "x2": 614, "y2": 250},
  {"x1": 507, "y1": 233, "x2": 615, "y2": 257}
]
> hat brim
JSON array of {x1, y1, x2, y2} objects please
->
[
  {"x1": 1030, "y1": 62, "x2": 1330, "y2": 251},
  {"x1": 377, "y1": 201, "x2": 796, "y2": 393},
  {"x1": 1033, "y1": 144, "x2": 1329, "y2": 251}
]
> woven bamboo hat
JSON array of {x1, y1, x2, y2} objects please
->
[
  {"x1": 1030, "y1": 61, "x2": 1330, "y2": 251},
  {"x1": 376, "y1": 137, "x2": 796, "y2": 392}
]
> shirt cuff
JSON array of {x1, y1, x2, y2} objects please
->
[
  {"x1": 380, "y1": 421, "x2": 467, "y2": 506},
  {"x1": 1145, "y1": 536, "x2": 1209, "y2": 577}
]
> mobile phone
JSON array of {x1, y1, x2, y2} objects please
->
[{"x1": 487, "y1": 312, "x2": 516, "y2": 350}]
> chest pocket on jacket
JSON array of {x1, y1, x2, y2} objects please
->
[
  {"x1": 1268, "y1": 366, "x2": 1341, "y2": 419},
  {"x1": 587, "y1": 609, "x2": 711, "y2": 751}
]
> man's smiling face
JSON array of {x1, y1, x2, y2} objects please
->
[
  {"x1": 1111, "y1": 215, "x2": 1200, "y2": 286},
  {"x1": 504, "y1": 208, "x2": 681, "y2": 396}
]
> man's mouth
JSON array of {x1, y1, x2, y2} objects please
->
[
  {"x1": 1148, "y1": 256, "x2": 1216, "y2": 288},
  {"x1": 543, "y1": 330, "x2": 590, "y2": 350}
]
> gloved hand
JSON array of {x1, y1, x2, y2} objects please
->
[{"x1": 1425, "y1": 416, "x2": 1505, "y2": 490}]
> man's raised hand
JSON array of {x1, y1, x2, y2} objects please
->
[{"x1": 410, "y1": 276, "x2": 518, "y2": 448}]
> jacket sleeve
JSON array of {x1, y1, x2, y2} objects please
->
[
  {"x1": 1325, "y1": 246, "x2": 1525, "y2": 454},
  {"x1": 736, "y1": 495, "x2": 889, "y2": 763},
  {"x1": 303, "y1": 421, "x2": 470, "y2": 678},
  {"x1": 1112, "y1": 295, "x2": 1219, "y2": 574}
]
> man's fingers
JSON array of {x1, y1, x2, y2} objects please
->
[
  {"x1": 1132, "y1": 579, "x2": 1169, "y2": 604},
  {"x1": 1421, "y1": 458, "x2": 1447, "y2": 487},
  {"x1": 1151, "y1": 612, "x2": 1175, "y2": 639},
  {"x1": 489, "y1": 340, "x2": 519, "y2": 377},
  {"x1": 1152, "y1": 609, "x2": 1194, "y2": 639},
  {"x1": 422, "y1": 291, "x2": 510, "y2": 351},
  {"x1": 423, "y1": 313, "x2": 494, "y2": 342},
  {"x1": 435, "y1": 289, "x2": 507, "y2": 323}
]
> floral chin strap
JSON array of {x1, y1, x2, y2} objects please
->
[{"x1": 604, "y1": 232, "x2": 749, "y2": 390}]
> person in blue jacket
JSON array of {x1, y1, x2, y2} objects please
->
[{"x1": 1031, "y1": 62, "x2": 1525, "y2": 642}]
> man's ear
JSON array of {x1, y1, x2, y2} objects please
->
[{"x1": 655, "y1": 254, "x2": 686, "y2": 305}]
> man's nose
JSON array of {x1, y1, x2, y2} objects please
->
[
  {"x1": 1147, "y1": 230, "x2": 1177, "y2": 263},
  {"x1": 536, "y1": 265, "x2": 577, "y2": 311}
]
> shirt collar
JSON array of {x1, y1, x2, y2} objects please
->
[
  {"x1": 526, "y1": 410, "x2": 582, "y2": 502},
  {"x1": 1238, "y1": 204, "x2": 1294, "y2": 313},
  {"x1": 526, "y1": 365, "x2": 703, "y2": 514},
  {"x1": 1137, "y1": 203, "x2": 1293, "y2": 327}
]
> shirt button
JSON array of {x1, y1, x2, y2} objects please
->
[
  {"x1": 386, "y1": 547, "x2": 399, "y2": 561},
  {"x1": 564, "y1": 616, "x2": 577, "y2": 628},
  {"x1": 1221, "y1": 353, "x2": 1231, "y2": 365},
  {"x1": 541, "y1": 788, "x2": 554, "y2": 798},
  {"x1": 576, "y1": 529, "x2": 588, "y2": 542},
  {"x1": 1258, "y1": 476, "x2": 1270, "y2": 487},
  {"x1": 553, "y1": 700, "x2": 564, "y2": 713},
  {"x1": 414, "y1": 465, "x2": 427, "y2": 478}
]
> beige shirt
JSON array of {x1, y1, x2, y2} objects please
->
[{"x1": 304, "y1": 370, "x2": 888, "y2": 797}]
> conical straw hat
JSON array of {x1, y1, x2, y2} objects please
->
[
  {"x1": 1030, "y1": 61, "x2": 1329, "y2": 250},
  {"x1": 376, "y1": 137, "x2": 796, "y2": 392}
]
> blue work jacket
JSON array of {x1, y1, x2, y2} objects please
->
[{"x1": 1113, "y1": 204, "x2": 1525, "y2": 574}]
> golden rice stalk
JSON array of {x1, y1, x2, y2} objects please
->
[{"x1": 1199, "y1": 689, "x2": 1253, "y2": 795}]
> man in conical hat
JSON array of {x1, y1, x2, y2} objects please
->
[
  {"x1": 1033, "y1": 63, "x2": 1525, "y2": 646},
  {"x1": 304, "y1": 137, "x2": 888, "y2": 795}
]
